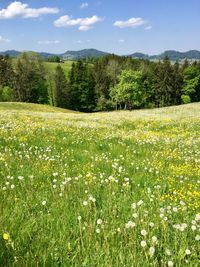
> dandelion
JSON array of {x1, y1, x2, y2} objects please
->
[
  {"x1": 149, "y1": 246, "x2": 155, "y2": 257},
  {"x1": 168, "y1": 261, "x2": 174, "y2": 267},
  {"x1": 97, "y1": 219, "x2": 103, "y2": 225},
  {"x1": 185, "y1": 249, "x2": 191, "y2": 255},
  {"x1": 141, "y1": 240, "x2": 147, "y2": 248},
  {"x1": 83, "y1": 201, "x2": 88, "y2": 206},
  {"x1": 195, "y1": 235, "x2": 200, "y2": 241},
  {"x1": 78, "y1": 216, "x2": 82, "y2": 221},
  {"x1": 10, "y1": 184, "x2": 15, "y2": 189},
  {"x1": 3, "y1": 233, "x2": 9, "y2": 240},
  {"x1": 42, "y1": 200, "x2": 47, "y2": 206},
  {"x1": 96, "y1": 228, "x2": 100, "y2": 234},
  {"x1": 152, "y1": 236, "x2": 158, "y2": 244},
  {"x1": 141, "y1": 229, "x2": 147, "y2": 236},
  {"x1": 125, "y1": 221, "x2": 136, "y2": 229}
]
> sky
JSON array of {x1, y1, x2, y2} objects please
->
[{"x1": 0, "y1": 0, "x2": 200, "y2": 55}]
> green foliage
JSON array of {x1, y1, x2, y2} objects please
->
[
  {"x1": 47, "y1": 55, "x2": 61, "y2": 63},
  {"x1": 182, "y1": 66, "x2": 200, "y2": 103},
  {"x1": 13, "y1": 53, "x2": 48, "y2": 103},
  {"x1": 181, "y1": 94, "x2": 191, "y2": 104},
  {"x1": 0, "y1": 102, "x2": 200, "y2": 266},
  {"x1": 0, "y1": 86, "x2": 14, "y2": 102},
  {"x1": 54, "y1": 65, "x2": 70, "y2": 108},
  {"x1": 110, "y1": 70, "x2": 144, "y2": 109}
]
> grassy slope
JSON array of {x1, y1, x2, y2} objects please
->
[{"x1": 0, "y1": 103, "x2": 200, "y2": 266}]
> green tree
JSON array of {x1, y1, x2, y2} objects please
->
[
  {"x1": 54, "y1": 65, "x2": 69, "y2": 108},
  {"x1": 14, "y1": 53, "x2": 48, "y2": 103},
  {"x1": 110, "y1": 70, "x2": 144, "y2": 109},
  {"x1": 182, "y1": 66, "x2": 200, "y2": 103}
]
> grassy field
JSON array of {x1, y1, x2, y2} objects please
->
[{"x1": 0, "y1": 102, "x2": 200, "y2": 266}]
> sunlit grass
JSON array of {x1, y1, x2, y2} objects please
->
[{"x1": 0, "y1": 103, "x2": 200, "y2": 266}]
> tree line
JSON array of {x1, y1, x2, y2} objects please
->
[{"x1": 0, "y1": 52, "x2": 200, "y2": 111}]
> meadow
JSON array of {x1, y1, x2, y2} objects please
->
[{"x1": 0, "y1": 102, "x2": 200, "y2": 266}]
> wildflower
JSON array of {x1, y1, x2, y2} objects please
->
[
  {"x1": 83, "y1": 201, "x2": 88, "y2": 206},
  {"x1": 149, "y1": 246, "x2": 155, "y2": 257},
  {"x1": 185, "y1": 249, "x2": 191, "y2": 255},
  {"x1": 42, "y1": 200, "x2": 47, "y2": 206},
  {"x1": 165, "y1": 249, "x2": 172, "y2": 256},
  {"x1": 168, "y1": 261, "x2": 174, "y2": 267},
  {"x1": 125, "y1": 221, "x2": 136, "y2": 229},
  {"x1": 152, "y1": 236, "x2": 158, "y2": 244},
  {"x1": 97, "y1": 219, "x2": 103, "y2": 225},
  {"x1": 141, "y1": 229, "x2": 147, "y2": 236},
  {"x1": 78, "y1": 216, "x2": 82, "y2": 221},
  {"x1": 132, "y1": 203, "x2": 136, "y2": 209},
  {"x1": 96, "y1": 228, "x2": 100, "y2": 234},
  {"x1": 140, "y1": 240, "x2": 147, "y2": 248},
  {"x1": 3, "y1": 233, "x2": 9, "y2": 240},
  {"x1": 10, "y1": 184, "x2": 15, "y2": 189},
  {"x1": 195, "y1": 235, "x2": 200, "y2": 241}
]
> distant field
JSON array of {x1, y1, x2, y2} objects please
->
[
  {"x1": 0, "y1": 103, "x2": 200, "y2": 266},
  {"x1": 11, "y1": 58, "x2": 74, "y2": 76},
  {"x1": 44, "y1": 61, "x2": 74, "y2": 76}
]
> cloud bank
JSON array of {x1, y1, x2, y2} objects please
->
[
  {"x1": 0, "y1": 1, "x2": 59, "y2": 19},
  {"x1": 54, "y1": 15, "x2": 103, "y2": 31}
]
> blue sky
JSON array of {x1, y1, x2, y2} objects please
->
[{"x1": 0, "y1": 0, "x2": 200, "y2": 55}]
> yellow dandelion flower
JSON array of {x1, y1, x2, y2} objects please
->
[{"x1": 3, "y1": 233, "x2": 9, "y2": 240}]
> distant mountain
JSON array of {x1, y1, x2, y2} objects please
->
[
  {"x1": 61, "y1": 49, "x2": 109, "y2": 60},
  {"x1": 0, "y1": 50, "x2": 21, "y2": 57},
  {"x1": 130, "y1": 50, "x2": 200, "y2": 61},
  {"x1": 128, "y1": 52, "x2": 149, "y2": 60},
  {"x1": 1, "y1": 49, "x2": 200, "y2": 61}
]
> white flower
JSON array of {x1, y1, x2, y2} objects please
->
[
  {"x1": 141, "y1": 229, "x2": 147, "y2": 236},
  {"x1": 149, "y1": 222, "x2": 154, "y2": 227},
  {"x1": 185, "y1": 249, "x2": 191, "y2": 255},
  {"x1": 96, "y1": 228, "x2": 100, "y2": 234},
  {"x1": 83, "y1": 201, "x2": 88, "y2": 206},
  {"x1": 132, "y1": 213, "x2": 138, "y2": 218},
  {"x1": 195, "y1": 235, "x2": 200, "y2": 241},
  {"x1": 10, "y1": 184, "x2": 15, "y2": 189},
  {"x1": 137, "y1": 200, "x2": 144, "y2": 206},
  {"x1": 195, "y1": 214, "x2": 200, "y2": 221},
  {"x1": 152, "y1": 236, "x2": 158, "y2": 244},
  {"x1": 78, "y1": 216, "x2": 82, "y2": 221},
  {"x1": 191, "y1": 225, "x2": 197, "y2": 231},
  {"x1": 149, "y1": 246, "x2": 155, "y2": 257},
  {"x1": 97, "y1": 219, "x2": 103, "y2": 225},
  {"x1": 125, "y1": 221, "x2": 136, "y2": 229},
  {"x1": 132, "y1": 203, "x2": 137, "y2": 209},
  {"x1": 140, "y1": 240, "x2": 147, "y2": 248},
  {"x1": 42, "y1": 200, "x2": 47, "y2": 206},
  {"x1": 18, "y1": 176, "x2": 24, "y2": 180},
  {"x1": 168, "y1": 261, "x2": 174, "y2": 267},
  {"x1": 166, "y1": 249, "x2": 172, "y2": 256}
]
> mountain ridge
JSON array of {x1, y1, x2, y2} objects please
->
[{"x1": 0, "y1": 49, "x2": 200, "y2": 61}]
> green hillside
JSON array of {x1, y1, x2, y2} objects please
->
[{"x1": 0, "y1": 103, "x2": 200, "y2": 266}]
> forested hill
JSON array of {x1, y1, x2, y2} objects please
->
[
  {"x1": 1, "y1": 49, "x2": 200, "y2": 61},
  {"x1": 130, "y1": 50, "x2": 200, "y2": 61}
]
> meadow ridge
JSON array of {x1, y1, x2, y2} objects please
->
[{"x1": 0, "y1": 102, "x2": 200, "y2": 266}]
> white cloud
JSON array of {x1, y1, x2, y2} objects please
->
[
  {"x1": 0, "y1": 1, "x2": 59, "y2": 19},
  {"x1": 54, "y1": 15, "x2": 103, "y2": 31},
  {"x1": 145, "y1": 25, "x2": 152, "y2": 30},
  {"x1": 74, "y1": 40, "x2": 82, "y2": 44},
  {"x1": 118, "y1": 39, "x2": 125, "y2": 43},
  {"x1": 0, "y1": 35, "x2": 11, "y2": 43},
  {"x1": 113, "y1": 17, "x2": 146, "y2": 28},
  {"x1": 37, "y1": 40, "x2": 60, "y2": 45},
  {"x1": 80, "y1": 3, "x2": 89, "y2": 9}
]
